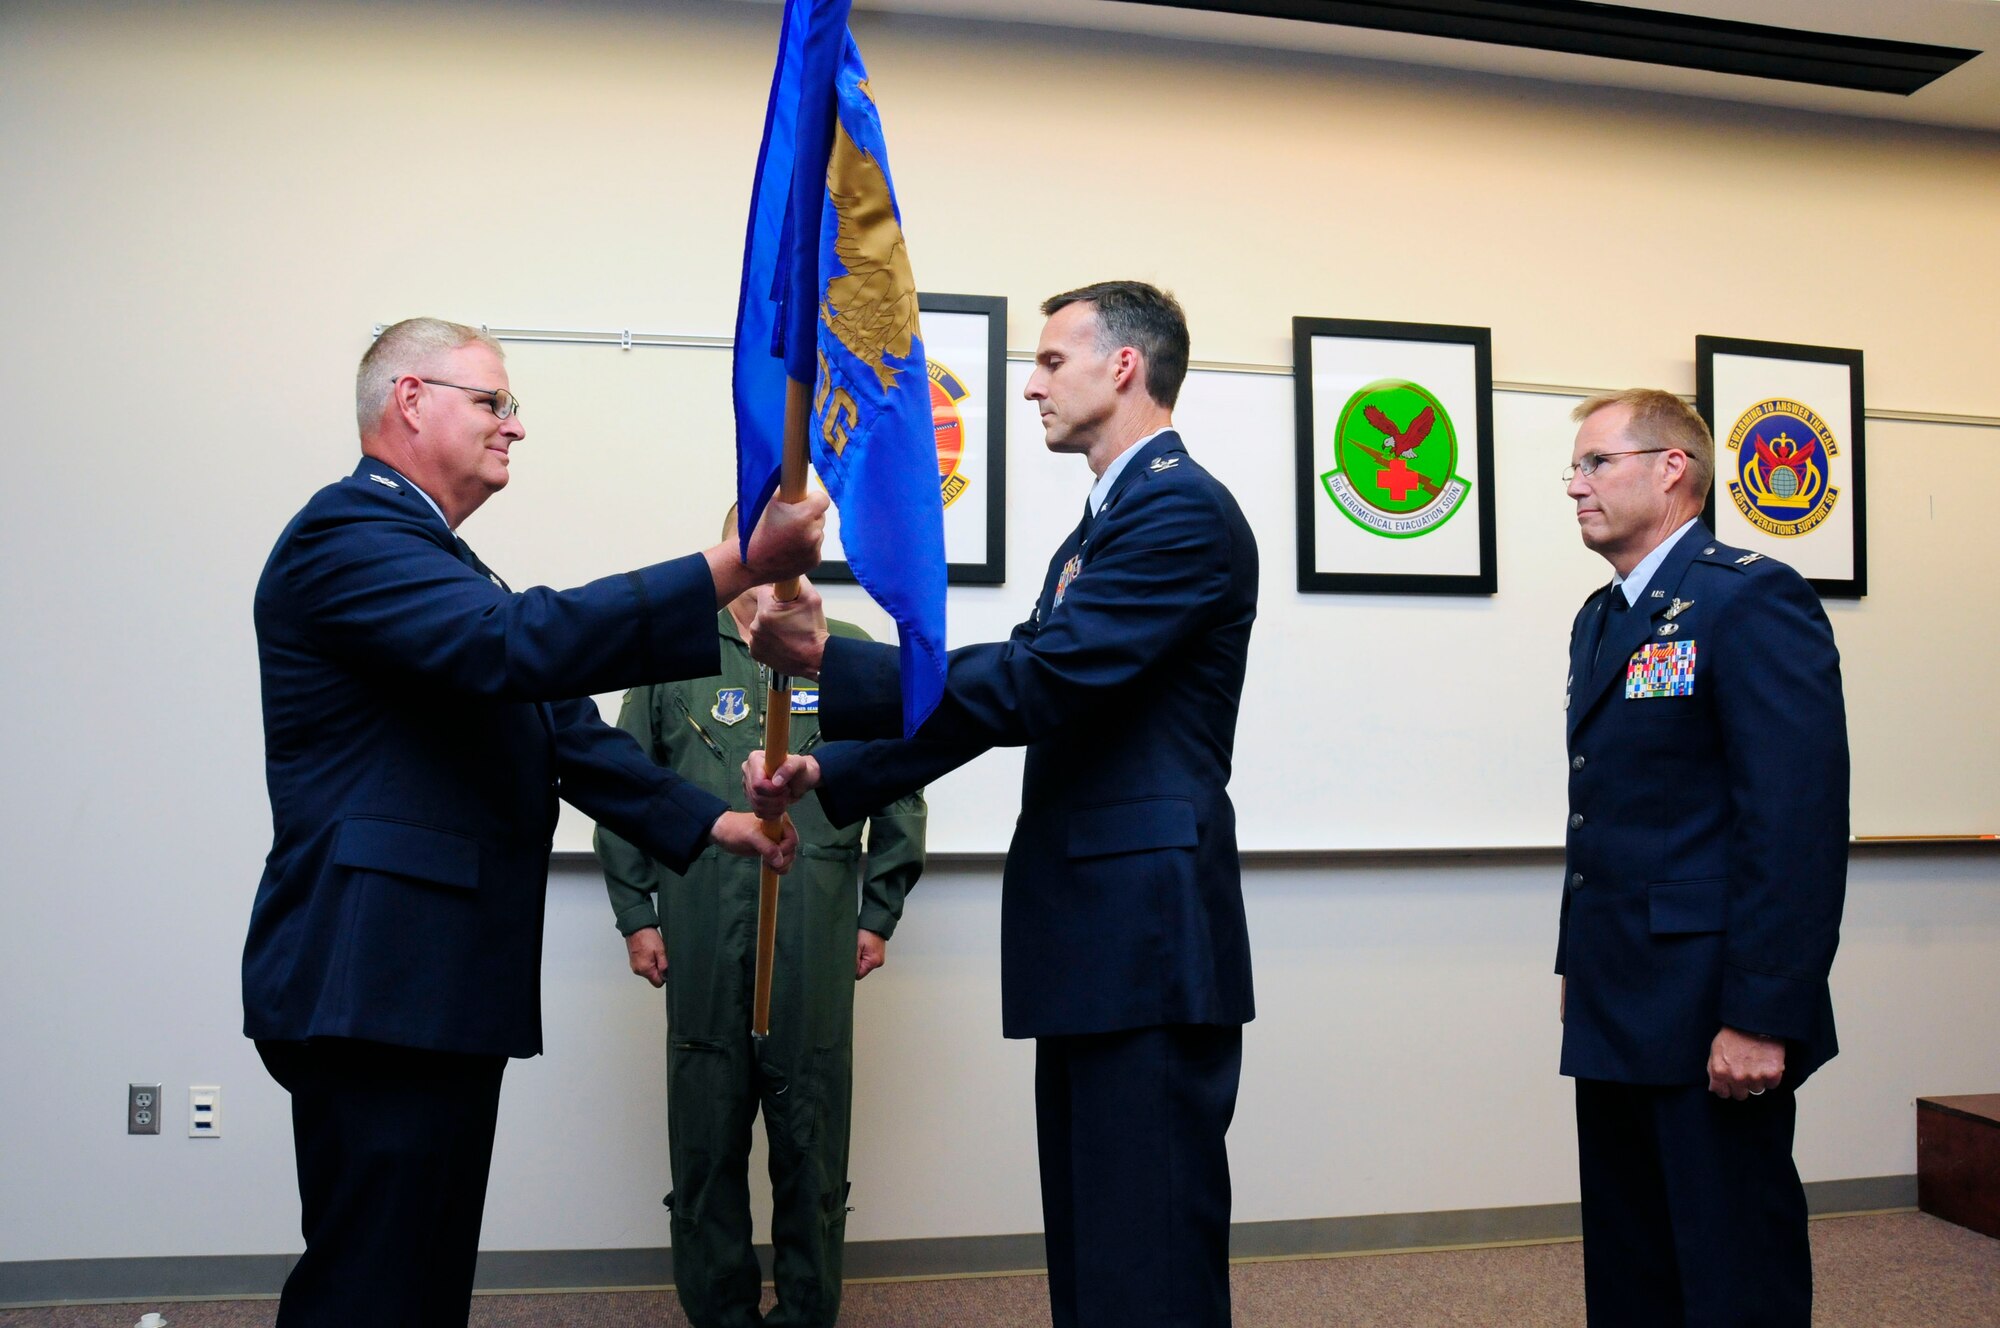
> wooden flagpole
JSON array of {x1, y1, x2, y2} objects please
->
[{"x1": 752, "y1": 378, "x2": 813, "y2": 1039}]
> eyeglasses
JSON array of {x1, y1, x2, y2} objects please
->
[
  {"x1": 1562, "y1": 449, "x2": 1666, "y2": 483},
  {"x1": 419, "y1": 378, "x2": 522, "y2": 421}
]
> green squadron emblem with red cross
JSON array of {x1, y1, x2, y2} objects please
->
[{"x1": 1320, "y1": 378, "x2": 1472, "y2": 539}]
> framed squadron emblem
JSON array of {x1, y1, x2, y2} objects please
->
[
  {"x1": 1294, "y1": 318, "x2": 1497, "y2": 595},
  {"x1": 1696, "y1": 336, "x2": 1866, "y2": 598},
  {"x1": 816, "y1": 292, "x2": 1008, "y2": 585}
]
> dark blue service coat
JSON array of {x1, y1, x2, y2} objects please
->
[
  {"x1": 244, "y1": 458, "x2": 729, "y2": 1058},
  {"x1": 1557, "y1": 522, "x2": 1848, "y2": 1088},
  {"x1": 812, "y1": 431, "x2": 1259, "y2": 1039}
]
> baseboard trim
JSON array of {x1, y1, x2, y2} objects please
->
[
  {"x1": 1803, "y1": 1172, "x2": 1917, "y2": 1215},
  {"x1": 0, "y1": 1174, "x2": 1918, "y2": 1306}
]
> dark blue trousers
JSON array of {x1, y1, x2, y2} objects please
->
[
  {"x1": 259, "y1": 1038, "x2": 507, "y2": 1328},
  {"x1": 1035, "y1": 1024, "x2": 1243, "y2": 1328},
  {"x1": 1575, "y1": 1078, "x2": 1810, "y2": 1327}
]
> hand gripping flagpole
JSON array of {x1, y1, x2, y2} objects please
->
[{"x1": 752, "y1": 378, "x2": 813, "y2": 1040}]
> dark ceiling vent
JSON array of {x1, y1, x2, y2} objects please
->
[{"x1": 1128, "y1": 0, "x2": 1980, "y2": 95}]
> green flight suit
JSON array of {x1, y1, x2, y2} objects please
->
[{"x1": 597, "y1": 611, "x2": 925, "y2": 1328}]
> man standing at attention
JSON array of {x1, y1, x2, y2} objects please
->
[
  {"x1": 245, "y1": 318, "x2": 823, "y2": 1326},
  {"x1": 1558, "y1": 388, "x2": 1848, "y2": 1326},
  {"x1": 596, "y1": 508, "x2": 927, "y2": 1328},
  {"x1": 745, "y1": 281, "x2": 1258, "y2": 1328}
]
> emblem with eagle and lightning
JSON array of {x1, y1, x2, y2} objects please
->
[{"x1": 1319, "y1": 377, "x2": 1472, "y2": 540}]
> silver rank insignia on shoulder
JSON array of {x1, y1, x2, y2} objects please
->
[
  {"x1": 489, "y1": 573, "x2": 503, "y2": 589},
  {"x1": 368, "y1": 473, "x2": 400, "y2": 491},
  {"x1": 1736, "y1": 552, "x2": 1765, "y2": 566},
  {"x1": 1658, "y1": 622, "x2": 1680, "y2": 636},
  {"x1": 1149, "y1": 456, "x2": 1179, "y2": 472},
  {"x1": 1663, "y1": 598, "x2": 1693, "y2": 621}
]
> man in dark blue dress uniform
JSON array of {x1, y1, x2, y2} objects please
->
[
  {"x1": 744, "y1": 282, "x2": 1258, "y2": 1328},
  {"x1": 245, "y1": 318, "x2": 822, "y2": 1326},
  {"x1": 1558, "y1": 388, "x2": 1848, "y2": 1326}
]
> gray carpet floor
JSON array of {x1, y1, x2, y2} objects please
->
[{"x1": 4, "y1": 1211, "x2": 1995, "y2": 1327}]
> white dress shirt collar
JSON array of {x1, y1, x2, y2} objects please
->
[
  {"x1": 377, "y1": 465, "x2": 450, "y2": 530},
  {"x1": 1088, "y1": 428, "x2": 1172, "y2": 516},
  {"x1": 1615, "y1": 517, "x2": 1698, "y2": 606}
]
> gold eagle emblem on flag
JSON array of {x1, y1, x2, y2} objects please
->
[{"x1": 822, "y1": 80, "x2": 919, "y2": 396}]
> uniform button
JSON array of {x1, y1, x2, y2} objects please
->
[
  {"x1": 1571, "y1": 755, "x2": 1586, "y2": 771},
  {"x1": 1568, "y1": 813, "x2": 1584, "y2": 830},
  {"x1": 1571, "y1": 873, "x2": 1585, "y2": 889}
]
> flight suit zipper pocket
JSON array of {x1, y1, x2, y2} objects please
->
[{"x1": 671, "y1": 696, "x2": 728, "y2": 763}]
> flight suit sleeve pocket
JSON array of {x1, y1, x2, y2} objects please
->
[
  {"x1": 1066, "y1": 797, "x2": 1199, "y2": 859},
  {"x1": 1648, "y1": 877, "x2": 1727, "y2": 934},
  {"x1": 332, "y1": 816, "x2": 480, "y2": 890}
]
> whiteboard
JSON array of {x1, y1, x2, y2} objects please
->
[{"x1": 454, "y1": 340, "x2": 2000, "y2": 854}]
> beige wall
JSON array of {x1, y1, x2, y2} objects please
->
[
  {"x1": 3, "y1": 0, "x2": 1997, "y2": 1265},
  {"x1": 867, "y1": 14, "x2": 2000, "y2": 410}
]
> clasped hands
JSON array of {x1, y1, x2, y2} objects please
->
[
  {"x1": 692, "y1": 495, "x2": 832, "y2": 875},
  {"x1": 703, "y1": 576, "x2": 833, "y2": 865},
  {"x1": 728, "y1": 577, "x2": 829, "y2": 814},
  {"x1": 706, "y1": 740, "x2": 817, "y2": 872},
  {"x1": 742, "y1": 749, "x2": 823, "y2": 819},
  {"x1": 708, "y1": 809, "x2": 798, "y2": 873},
  {"x1": 702, "y1": 492, "x2": 831, "y2": 609},
  {"x1": 743, "y1": 581, "x2": 832, "y2": 679},
  {"x1": 1563, "y1": 979, "x2": 1786, "y2": 1101}
]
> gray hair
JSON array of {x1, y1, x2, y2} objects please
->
[
  {"x1": 1573, "y1": 387, "x2": 1714, "y2": 501},
  {"x1": 356, "y1": 318, "x2": 504, "y2": 435}
]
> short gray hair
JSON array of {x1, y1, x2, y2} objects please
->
[
  {"x1": 357, "y1": 318, "x2": 504, "y2": 435},
  {"x1": 1573, "y1": 387, "x2": 1714, "y2": 501}
]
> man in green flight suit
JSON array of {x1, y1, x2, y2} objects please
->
[{"x1": 597, "y1": 509, "x2": 927, "y2": 1328}]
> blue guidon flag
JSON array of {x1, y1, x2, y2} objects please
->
[{"x1": 733, "y1": 0, "x2": 946, "y2": 738}]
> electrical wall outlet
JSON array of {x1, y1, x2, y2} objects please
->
[
  {"x1": 188, "y1": 1085, "x2": 221, "y2": 1138},
  {"x1": 128, "y1": 1083, "x2": 162, "y2": 1135}
]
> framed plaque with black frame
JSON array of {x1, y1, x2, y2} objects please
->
[
  {"x1": 815, "y1": 292, "x2": 1008, "y2": 586},
  {"x1": 1697, "y1": 335, "x2": 1866, "y2": 598},
  {"x1": 1294, "y1": 316, "x2": 1497, "y2": 595}
]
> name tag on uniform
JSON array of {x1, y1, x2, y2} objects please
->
[
  {"x1": 790, "y1": 685, "x2": 820, "y2": 714},
  {"x1": 1626, "y1": 640, "x2": 1697, "y2": 699}
]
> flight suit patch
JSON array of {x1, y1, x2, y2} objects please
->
[{"x1": 711, "y1": 687, "x2": 751, "y2": 726}]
